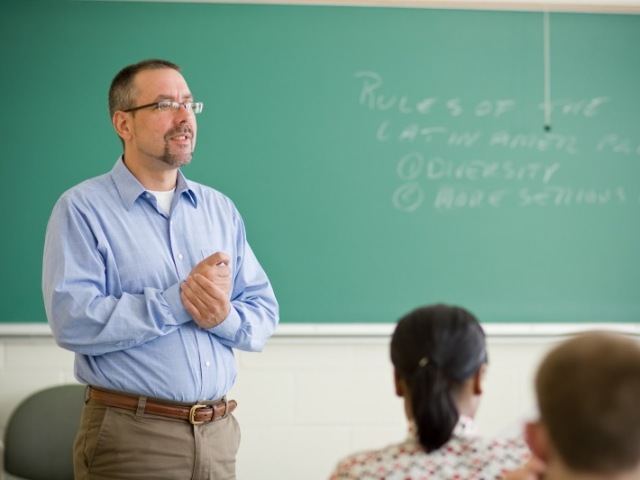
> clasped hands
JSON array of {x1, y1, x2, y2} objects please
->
[{"x1": 180, "y1": 252, "x2": 232, "y2": 329}]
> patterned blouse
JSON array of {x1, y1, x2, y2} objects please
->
[{"x1": 329, "y1": 416, "x2": 530, "y2": 480}]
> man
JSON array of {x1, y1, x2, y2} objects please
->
[
  {"x1": 42, "y1": 59, "x2": 279, "y2": 479},
  {"x1": 503, "y1": 331, "x2": 640, "y2": 480}
]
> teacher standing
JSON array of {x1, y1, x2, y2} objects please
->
[{"x1": 42, "y1": 58, "x2": 279, "y2": 480}]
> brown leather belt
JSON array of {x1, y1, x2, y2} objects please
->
[{"x1": 88, "y1": 386, "x2": 237, "y2": 425}]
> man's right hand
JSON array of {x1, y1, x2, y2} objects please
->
[{"x1": 180, "y1": 252, "x2": 233, "y2": 329}]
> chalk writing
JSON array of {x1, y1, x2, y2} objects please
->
[
  {"x1": 427, "y1": 186, "x2": 627, "y2": 211},
  {"x1": 433, "y1": 187, "x2": 509, "y2": 210},
  {"x1": 488, "y1": 131, "x2": 579, "y2": 155},
  {"x1": 376, "y1": 121, "x2": 447, "y2": 143},
  {"x1": 353, "y1": 70, "x2": 636, "y2": 213},
  {"x1": 375, "y1": 122, "x2": 580, "y2": 154},
  {"x1": 356, "y1": 71, "x2": 517, "y2": 118},
  {"x1": 397, "y1": 153, "x2": 560, "y2": 184},
  {"x1": 356, "y1": 71, "x2": 609, "y2": 119},
  {"x1": 536, "y1": 97, "x2": 609, "y2": 117},
  {"x1": 596, "y1": 135, "x2": 640, "y2": 156},
  {"x1": 519, "y1": 186, "x2": 626, "y2": 207},
  {"x1": 427, "y1": 158, "x2": 561, "y2": 183},
  {"x1": 392, "y1": 182, "x2": 424, "y2": 212}
]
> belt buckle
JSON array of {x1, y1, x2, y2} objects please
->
[{"x1": 189, "y1": 404, "x2": 207, "y2": 425}]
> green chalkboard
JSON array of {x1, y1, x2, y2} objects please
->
[{"x1": 1, "y1": 1, "x2": 639, "y2": 325}]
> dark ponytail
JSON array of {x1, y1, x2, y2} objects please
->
[{"x1": 390, "y1": 304, "x2": 487, "y2": 452}]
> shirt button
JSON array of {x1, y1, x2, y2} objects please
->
[
  {"x1": 178, "y1": 254, "x2": 184, "y2": 260},
  {"x1": 205, "y1": 361, "x2": 211, "y2": 367}
]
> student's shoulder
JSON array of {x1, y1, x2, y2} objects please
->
[
  {"x1": 477, "y1": 435, "x2": 531, "y2": 471},
  {"x1": 330, "y1": 439, "x2": 425, "y2": 479},
  {"x1": 487, "y1": 434, "x2": 529, "y2": 453},
  {"x1": 433, "y1": 435, "x2": 530, "y2": 480},
  {"x1": 329, "y1": 449, "x2": 382, "y2": 479}
]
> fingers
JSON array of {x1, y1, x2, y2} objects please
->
[
  {"x1": 500, "y1": 457, "x2": 546, "y2": 480},
  {"x1": 525, "y1": 457, "x2": 546, "y2": 476},
  {"x1": 182, "y1": 274, "x2": 216, "y2": 310},
  {"x1": 202, "y1": 252, "x2": 230, "y2": 267},
  {"x1": 183, "y1": 251, "x2": 233, "y2": 328},
  {"x1": 190, "y1": 253, "x2": 232, "y2": 295},
  {"x1": 193, "y1": 263, "x2": 231, "y2": 295},
  {"x1": 212, "y1": 263, "x2": 232, "y2": 295},
  {"x1": 180, "y1": 274, "x2": 231, "y2": 329}
]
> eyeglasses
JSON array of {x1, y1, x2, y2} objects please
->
[{"x1": 123, "y1": 101, "x2": 204, "y2": 114}]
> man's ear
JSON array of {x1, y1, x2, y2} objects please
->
[
  {"x1": 472, "y1": 363, "x2": 487, "y2": 396},
  {"x1": 112, "y1": 111, "x2": 133, "y2": 142},
  {"x1": 525, "y1": 420, "x2": 551, "y2": 462}
]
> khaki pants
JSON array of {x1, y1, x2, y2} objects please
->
[{"x1": 74, "y1": 399, "x2": 241, "y2": 480}]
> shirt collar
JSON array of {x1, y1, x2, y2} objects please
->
[
  {"x1": 110, "y1": 156, "x2": 197, "y2": 210},
  {"x1": 453, "y1": 415, "x2": 479, "y2": 437},
  {"x1": 408, "y1": 415, "x2": 479, "y2": 442}
]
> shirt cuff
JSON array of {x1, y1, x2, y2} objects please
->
[
  {"x1": 162, "y1": 282, "x2": 192, "y2": 326},
  {"x1": 208, "y1": 306, "x2": 241, "y2": 340}
]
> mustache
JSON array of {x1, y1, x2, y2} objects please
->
[{"x1": 165, "y1": 125, "x2": 193, "y2": 139}]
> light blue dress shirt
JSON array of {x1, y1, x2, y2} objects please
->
[{"x1": 42, "y1": 158, "x2": 279, "y2": 402}]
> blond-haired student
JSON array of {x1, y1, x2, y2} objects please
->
[{"x1": 503, "y1": 330, "x2": 640, "y2": 480}]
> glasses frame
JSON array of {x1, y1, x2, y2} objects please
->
[{"x1": 122, "y1": 101, "x2": 204, "y2": 114}]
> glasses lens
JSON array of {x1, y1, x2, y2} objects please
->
[
  {"x1": 156, "y1": 101, "x2": 174, "y2": 111},
  {"x1": 149, "y1": 101, "x2": 203, "y2": 114}
]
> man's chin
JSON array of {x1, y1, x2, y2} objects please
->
[
  {"x1": 175, "y1": 157, "x2": 192, "y2": 168},
  {"x1": 161, "y1": 152, "x2": 192, "y2": 168}
]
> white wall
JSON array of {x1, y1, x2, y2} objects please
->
[
  {"x1": 229, "y1": 334, "x2": 556, "y2": 479},
  {"x1": 0, "y1": 332, "x2": 563, "y2": 480}
]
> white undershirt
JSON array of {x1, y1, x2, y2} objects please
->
[{"x1": 147, "y1": 189, "x2": 175, "y2": 215}]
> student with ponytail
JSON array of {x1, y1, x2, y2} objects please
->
[{"x1": 329, "y1": 303, "x2": 531, "y2": 479}]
